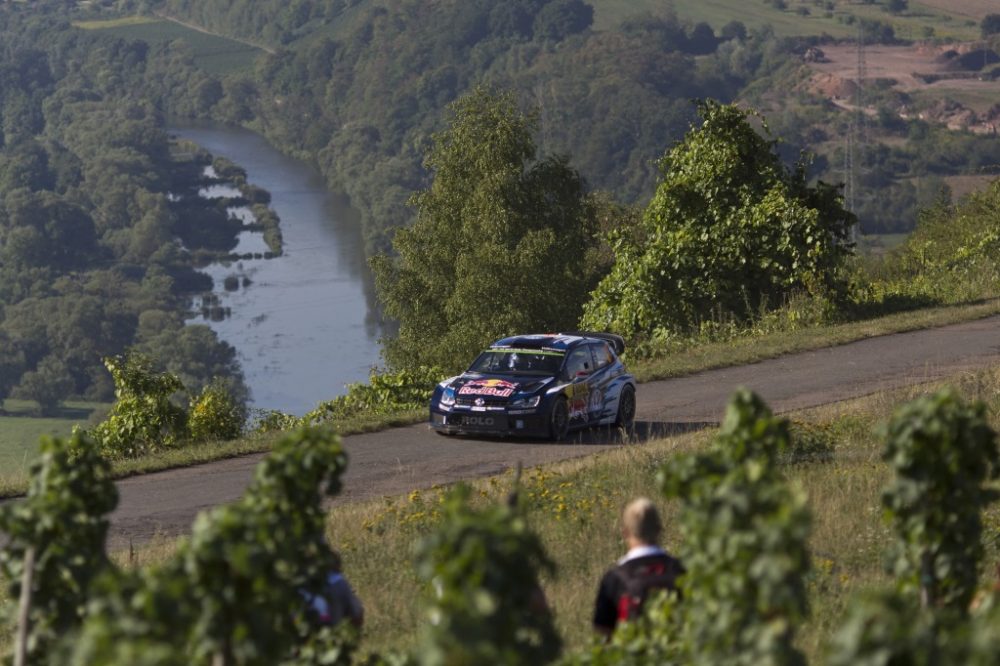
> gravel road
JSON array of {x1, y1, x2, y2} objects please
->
[{"x1": 98, "y1": 315, "x2": 1000, "y2": 550}]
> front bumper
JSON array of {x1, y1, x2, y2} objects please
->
[{"x1": 429, "y1": 408, "x2": 549, "y2": 438}]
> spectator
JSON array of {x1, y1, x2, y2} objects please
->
[
  {"x1": 592, "y1": 497, "x2": 684, "y2": 636},
  {"x1": 304, "y1": 549, "x2": 364, "y2": 629}
]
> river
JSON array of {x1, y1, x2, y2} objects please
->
[{"x1": 169, "y1": 122, "x2": 382, "y2": 415}]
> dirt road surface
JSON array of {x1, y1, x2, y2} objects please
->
[{"x1": 91, "y1": 316, "x2": 1000, "y2": 549}]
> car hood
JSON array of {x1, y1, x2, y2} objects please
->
[{"x1": 448, "y1": 374, "x2": 553, "y2": 398}]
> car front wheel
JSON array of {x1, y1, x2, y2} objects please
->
[{"x1": 549, "y1": 398, "x2": 569, "y2": 442}]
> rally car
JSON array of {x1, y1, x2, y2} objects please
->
[{"x1": 429, "y1": 332, "x2": 637, "y2": 441}]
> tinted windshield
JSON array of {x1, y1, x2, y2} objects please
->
[{"x1": 468, "y1": 349, "x2": 565, "y2": 376}]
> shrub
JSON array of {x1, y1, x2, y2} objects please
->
[
  {"x1": 188, "y1": 378, "x2": 246, "y2": 442},
  {"x1": 303, "y1": 366, "x2": 443, "y2": 424},
  {"x1": 86, "y1": 352, "x2": 187, "y2": 459}
]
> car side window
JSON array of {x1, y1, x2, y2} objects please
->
[
  {"x1": 563, "y1": 347, "x2": 592, "y2": 379},
  {"x1": 590, "y1": 342, "x2": 613, "y2": 369}
]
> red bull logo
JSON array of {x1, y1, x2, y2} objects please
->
[{"x1": 458, "y1": 378, "x2": 518, "y2": 398}]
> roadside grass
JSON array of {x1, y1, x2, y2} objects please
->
[
  {"x1": 13, "y1": 367, "x2": 994, "y2": 661},
  {"x1": 591, "y1": 0, "x2": 980, "y2": 40},
  {"x1": 71, "y1": 18, "x2": 260, "y2": 75}
]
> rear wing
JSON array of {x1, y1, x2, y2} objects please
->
[{"x1": 559, "y1": 331, "x2": 626, "y2": 356}]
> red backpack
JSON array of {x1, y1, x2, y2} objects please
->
[{"x1": 614, "y1": 555, "x2": 683, "y2": 622}]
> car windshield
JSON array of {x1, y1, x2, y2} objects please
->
[{"x1": 467, "y1": 348, "x2": 565, "y2": 376}]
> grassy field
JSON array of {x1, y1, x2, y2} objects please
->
[
  {"x1": 590, "y1": 0, "x2": 981, "y2": 40},
  {"x1": 0, "y1": 400, "x2": 106, "y2": 494},
  {"x1": 73, "y1": 17, "x2": 262, "y2": 75},
  {"x1": 32, "y1": 365, "x2": 994, "y2": 662}
]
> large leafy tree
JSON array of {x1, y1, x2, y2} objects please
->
[
  {"x1": 581, "y1": 101, "x2": 855, "y2": 340},
  {"x1": 372, "y1": 87, "x2": 600, "y2": 371}
]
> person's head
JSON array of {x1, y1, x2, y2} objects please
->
[{"x1": 621, "y1": 497, "x2": 662, "y2": 546}]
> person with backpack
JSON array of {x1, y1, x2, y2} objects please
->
[
  {"x1": 592, "y1": 497, "x2": 684, "y2": 637},
  {"x1": 303, "y1": 549, "x2": 365, "y2": 629}
]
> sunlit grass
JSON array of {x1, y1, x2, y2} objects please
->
[{"x1": 72, "y1": 16, "x2": 160, "y2": 30}]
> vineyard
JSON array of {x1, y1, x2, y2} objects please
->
[{"x1": 4, "y1": 366, "x2": 1000, "y2": 663}]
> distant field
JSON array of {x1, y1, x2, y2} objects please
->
[
  {"x1": 72, "y1": 17, "x2": 261, "y2": 75},
  {"x1": 591, "y1": 0, "x2": 980, "y2": 40},
  {"x1": 915, "y1": 0, "x2": 996, "y2": 21},
  {"x1": 945, "y1": 174, "x2": 1000, "y2": 199},
  {"x1": 0, "y1": 399, "x2": 104, "y2": 479}
]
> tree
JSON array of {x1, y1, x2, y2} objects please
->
[
  {"x1": 885, "y1": 0, "x2": 908, "y2": 14},
  {"x1": 685, "y1": 22, "x2": 718, "y2": 55},
  {"x1": 371, "y1": 87, "x2": 600, "y2": 371},
  {"x1": 720, "y1": 20, "x2": 747, "y2": 42},
  {"x1": 981, "y1": 14, "x2": 1000, "y2": 37},
  {"x1": 582, "y1": 101, "x2": 855, "y2": 340},
  {"x1": 532, "y1": 0, "x2": 594, "y2": 41},
  {"x1": 0, "y1": 329, "x2": 27, "y2": 403},
  {"x1": 13, "y1": 355, "x2": 73, "y2": 415}
]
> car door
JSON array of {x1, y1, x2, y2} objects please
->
[
  {"x1": 563, "y1": 346, "x2": 594, "y2": 422},
  {"x1": 585, "y1": 342, "x2": 615, "y2": 423}
]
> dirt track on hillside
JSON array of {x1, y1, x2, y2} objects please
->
[{"x1": 92, "y1": 315, "x2": 1000, "y2": 551}]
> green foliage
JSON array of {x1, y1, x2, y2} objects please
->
[
  {"x1": 825, "y1": 590, "x2": 948, "y2": 666},
  {"x1": 880, "y1": 388, "x2": 999, "y2": 611},
  {"x1": 303, "y1": 366, "x2": 442, "y2": 424},
  {"x1": 826, "y1": 388, "x2": 1000, "y2": 663},
  {"x1": 372, "y1": 87, "x2": 600, "y2": 371},
  {"x1": 188, "y1": 378, "x2": 246, "y2": 442},
  {"x1": 658, "y1": 389, "x2": 810, "y2": 666},
  {"x1": 249, "y1": 407, "x2": 302, "y2": 434},
  {"x1": 0, "y1": 432, "x2": 117, "y2": 663},
  {"x1": 59, "y1": 426, "x2": 350, "y2": 665},
  {"x1": 414, "y1": 484, "x2": 561, "y2": 665},
  {"x1": 87, "y1": 352, "x2": 187, "y2": 458},
  {"x1": 11, "y1": 354, "x2": 74, "y2": 414},
  {"x1": 870, "y1": 180, "x2": 1000, "y2": 305},
  {"x1": 582, "y1": 101, "x2": 855, "y2": 341},
  {"x1": 0, "y1": 10, "x2": 249, "y2": 405}
]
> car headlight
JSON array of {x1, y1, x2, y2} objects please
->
[
  {"x1": 439, "y1": 388, "x2": 456, "y2": 407},
  {"x1": 510, "y1": 395, "x2": 540, "y2": 408}
]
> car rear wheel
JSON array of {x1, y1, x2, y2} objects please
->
[
  {"x1": 549, "y1": 398, "x2": 569, "y2": 442},
  {"x1": 615, "y1": 385, "x2": 636, "y2": 432}
]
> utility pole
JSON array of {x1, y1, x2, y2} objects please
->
[{"x1": 845, "y1": 22, "x2": 867, "y2": 244}]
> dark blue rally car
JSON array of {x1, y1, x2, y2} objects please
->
[{"x1": 429, "y1": 332, "x2": 637, "y2": 440}]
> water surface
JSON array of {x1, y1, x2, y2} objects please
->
[{"x1": 170, "y1": 122, "x2": 382, "y2": 414}]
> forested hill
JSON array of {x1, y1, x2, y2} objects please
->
[
  {"x1": 150, "y1": 0, "x2": 781, "y2": 252},
  {"x1": 143, "y1": 0, "x2": 1000, "y2": 247},
  {"x1": 0, "y1": 7, "x2": 247, "y2": 409}
]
